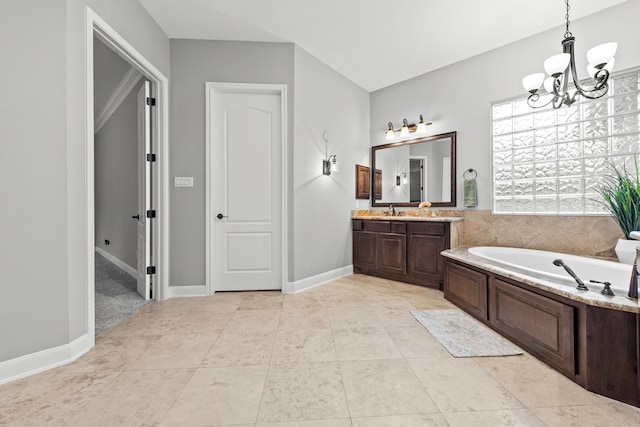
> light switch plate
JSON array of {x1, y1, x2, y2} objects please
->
[{"x1": 174, "y1": 177, "x2": 194, "y2": 187}]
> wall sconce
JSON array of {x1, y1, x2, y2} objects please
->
[
  {"x1": 323, "y1": 154, "x2": 339, "y2": 175},
  {"x1": 322, "y1": 131, "x2": 339, "y2": 176},
  {"x1": 385, "y1": 115, "x2": 432, "y2": 140},
  {"x1": 396, "y1": 172, "x2": 407, "y2": 186}
]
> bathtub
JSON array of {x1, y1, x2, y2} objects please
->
[{"x1": 468, "y1": 246, "x2": 633, "y2": 294}]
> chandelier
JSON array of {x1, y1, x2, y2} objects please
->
[{"x1": 522, "y1": 0, "x2": 617, "y2": 109}]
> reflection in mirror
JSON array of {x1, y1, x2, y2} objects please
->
[{"x1": 371, "y1": 131, "x2": 456, "y2": 207}]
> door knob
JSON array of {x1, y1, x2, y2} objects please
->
[
  {"x1": 132, "y1": 215, "x2": 140, "y2": 220},
  {"x1": 216, "y1": 213, "x2": 228, "y2": 220}
]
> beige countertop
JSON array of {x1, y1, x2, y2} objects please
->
[
  {"x1": 352, "y1": 209, "x2": 464, "y2": 223},
  {"x1": 352, "y1": 215, "x2": 464, "y2": 222},
  {"x1": 443, "y1": 247, "x2": 640, "y2": 314}
]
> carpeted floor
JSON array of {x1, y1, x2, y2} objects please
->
[{"x1": 95, "y1": 252, "x2": 150, "y2": 334}]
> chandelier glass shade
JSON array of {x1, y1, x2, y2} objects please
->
[{"x1": 522, "y1": 0, "x2": 617, "y2": 109}]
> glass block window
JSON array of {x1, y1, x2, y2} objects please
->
[{"x1": 492, "y1": 68, "x2": 640, "y2": 215}]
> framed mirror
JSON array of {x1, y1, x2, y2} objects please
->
[{"x1": 371, "y1": 131, "x2": 456, "y2": 207}]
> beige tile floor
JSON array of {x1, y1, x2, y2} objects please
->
[{"x1": 2, "y1": 274, "x2": 640, "y2": 426}]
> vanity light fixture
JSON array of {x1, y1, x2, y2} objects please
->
[
  {"x1": 396, "y1": 174, "x2": 401, "y2": 186},
  {"x1": 402, "y1": 172, "x2": 408, "y2": 184},
  {"x1": 522, "y1": 0, "x2": 617, "y2": 109},
  {"x1": 385, "y1": 115, "x2": 432, "y2": 140}
]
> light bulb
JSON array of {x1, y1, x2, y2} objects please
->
[
  {"x1": 587, "y1": 42, "x2": 617, "y2": 68},
  {"x1": 400, "y1": 119, "x2": 410, "y2": 137},
  {"x1": 416, "y1": 115, "x2": 427, "y2": 134},
  {"x1": 544, "y1": 77, "x2": 556, "y2": 93},
  {"x1": 522, "y1": 73, "x2": 545, "y2": 93},
  {"x1": 385, "y1": 122, "x2": 395, "y2": 140},
  {"x1": 330, "y1": 156, "x2": 339, "y2": 173},
  {"x1": 544, "y1": 53, "x2": 570, "y2": 77}
]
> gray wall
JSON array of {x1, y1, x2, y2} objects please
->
[
  {"x1": 93, "y1": 37, "x2": 132, "y2": 114},
  {"x1": 292, "y1": 46, "x2": 370, "y2": 281},
  {"x1": 0, "y1": 0, "x2": 69, "y2": 362},
  {"x1": 169, "y1": 40, "x2": 295, "y2": 286},
  {"x1": 94, "y1": 79, "x2": 144, "y2": 269},
  {"x1": 370, "y1": 1, "x2": 640, "y2": 210}
]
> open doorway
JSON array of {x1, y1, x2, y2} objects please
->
[
  {"x1": 93, "y1": 37, "x2": 152, "y2": 333},
  {"x1": 86, "y1": 7, "x2": 170, "y2": 340}
]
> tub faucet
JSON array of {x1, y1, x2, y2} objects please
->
[
  {"x1": 553, "y1": 259, "x2": 589, "y2": 291},
  {"x1": 628, "y1": 233, "x2": 640, "y2": 300}
]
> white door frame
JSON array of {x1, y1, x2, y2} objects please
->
[
  {"x1": 85, "y1": 7, "x2": 170, "y2": 338},
  {"x1": 205, "y1": 82, "x2": 289, "y2": 295}
]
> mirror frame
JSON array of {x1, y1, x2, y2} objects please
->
[{"x1": 371, "y1": 131, "x2": 457, "y2": 207}]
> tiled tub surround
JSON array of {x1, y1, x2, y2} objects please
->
[
  {"x1": 443, "y1": 247, "x2": 640, "y2": 408},
  {"x1": 355, "y1": 208, "x2": 621, "y2": 259},
  {"x1": 461, "y1": 210, "x2": 621, "y2": 259}
]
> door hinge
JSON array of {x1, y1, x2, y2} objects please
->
[
  {"x1": 147, "y1": 266, "x2": 156, "y2": 275},
  {"x1": 146, "y1": 153, "x2": 156, "y2": 162},
  {"x1": 146, "y1": 210, "x2": 156, "y2": 218},
  {"x1": 146, "y1": 97, "x2": 156, "y2": 106}
]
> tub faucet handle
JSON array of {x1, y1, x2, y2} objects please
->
[{"x1": 590, "y1": 280, "x2": 615, "y2": 296}]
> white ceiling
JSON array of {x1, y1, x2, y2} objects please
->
[{"x1": 138, "y1": 0, "x2": 627, "y2": 92}]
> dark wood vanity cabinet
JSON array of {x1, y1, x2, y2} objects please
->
[
  {"x1": 352, "y1": 219, "x2": 450, "y2": 288},
  {"x1": 443, "y1": 258, "x2": 640, "y2": 407}
]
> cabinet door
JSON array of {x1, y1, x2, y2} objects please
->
[
  {"x1": 408, "y1": 234, "x2": 446, "y2": 282},
  {"x1": 353, "y1": 231, "x2": 376, "y2": 269},
  {"x1": 444, "y1": 261, "x2": 488, "y2": 320},
  {"x1": 377, "y1": 233, "x2": 407, "y2": 275},
  {"x1": 490, "y1": 278, "x2": 575, "y2": 375}
]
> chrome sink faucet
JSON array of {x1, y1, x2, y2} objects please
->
[{"x1": 389, "y1": 204, "x2": 395, "y2": 216}]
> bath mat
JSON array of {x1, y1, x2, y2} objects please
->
[{"x1": 410, "y1": 309, "x2": 523, "y2": 357}]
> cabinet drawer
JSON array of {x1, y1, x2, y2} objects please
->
[
  {"x1": 407, "y1": 222, "x2": 445, "y2": 236},
  {"x1": 444, "y1": 262, "x2": 487, "y2": 320},
  {"x1": 490, "y1": 278, "x2": 575, "y2": 375},
  {"x1": 363, "y1": 221, "x2": 391, "y2": 232},
  {"x1": 352, "y1": 220, "x2": 363, "y2": 231},
  {"x1": 391, "y1": 222, "x2": 406, "y2": 234}
]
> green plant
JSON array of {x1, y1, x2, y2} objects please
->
[{"x1": 596, "y1": 161, "x2": 640, "y2": 240}]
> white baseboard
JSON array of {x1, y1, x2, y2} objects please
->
[
  {"x1": 95, "y1": 247, "x2": 137, "y2": 278},
  {"x1": 167, "y1": 285, "x2": 208, "y2": 298},
  {"x1": 0, "y1": 333, "x2": 93, "y2": 385},
  {"x1": 164, "y1": 266, "x2": 353, "y2": 298},
  {"x1": 286, "y1": 265, "x2": 353, "y2": 294}
]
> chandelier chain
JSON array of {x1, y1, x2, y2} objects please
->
[{"x1": 564, "y1": 0, "x2": 572, "y2": 38}]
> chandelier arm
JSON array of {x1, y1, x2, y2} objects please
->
[
  {"x1": 526, "y1": 92, "x2": 556, "y2": 109},
  {"x1": 579, "y1": 83, "x2": 610, "y2": 100}
]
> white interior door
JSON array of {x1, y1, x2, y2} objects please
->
[
  {"x1": 208, "y1": 85, "x2": 283, "y2": 291},
  {"x1": 136, "y1": 81, "x2": 152, "y2": 299}
]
